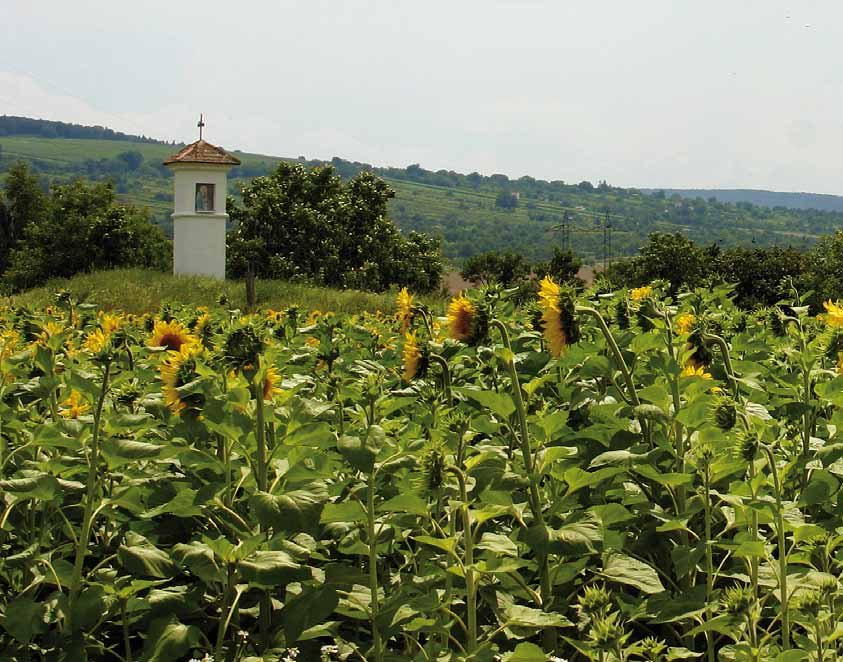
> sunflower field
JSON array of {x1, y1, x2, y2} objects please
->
[{"x1": 3, "y1": 279, "x2": 843, "y2": 662}]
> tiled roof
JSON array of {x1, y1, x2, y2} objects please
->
[{"x1": 162, "y1": 139, "x2": 242, "y2": 166}]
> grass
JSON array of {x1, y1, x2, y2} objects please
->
[{"x1": 11, "y1": 268, "x2": 437, "y2": 316}]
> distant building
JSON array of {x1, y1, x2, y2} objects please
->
[{"x1": 162, "y1": 117, "x2": 240, "y2": 279}]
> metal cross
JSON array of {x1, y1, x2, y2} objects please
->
[{"x1": 198, "y1": 113, "x2": 205, "y2": 140}]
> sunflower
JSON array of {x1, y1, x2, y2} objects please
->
[
  {"x1": 59, "y1": 390, "x2": 90, "y2": 419},
  {"x1": 675, "y1": 313, "x2": 695, "y2": 335},
  {"x1": 0, "y1": 329, "x2": 20, "y2": 362},
  {"x1": 681, "y1": 363, "x2": 713, "y2": 380},
  {"x1": 148, "y1": 319, "x2": 197, "y2": 352},
  {"x1": 265, "y1": 309, "x2": 285, "y2": 325},
  {"x1": 402, "y1": 331, "x2": 427, "y2": 381},
  {"x1": 824, "y1": 300, "x2": 843, "y2": 327},
  {"x1": 630, "y1": 286, "x2": 653, "y2": 302},
  {"x1": 159, "y1": 342, "x2": 204, "y2": 416},
  {"x1": 447, "y1": 294, "x2": 476, "y2": 341},
  {"x1": 262, "y1": 364, "x2": 283, "y2": 401},
  {"x1": 36, "y1": 321, "x2": 65, "y2": 346},
  {"x1": 537, "y1": 276, "x2": 569, "y2": 357},
  {"x1": 83, "y1": 328, "x2": 111, "y2": 355},
  {"x1": 396, "y1": 287, "x2": 414, "y2": 333},
  {"x1": 100, "y1": 313, "x2": 123, "y2": 334}
]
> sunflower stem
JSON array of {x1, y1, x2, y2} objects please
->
[
  {"x1": 429, "y1": 354, "x2": 452, "y2": 405},
  {"x1": 67, "y1": 360, "x2": 111, "y2": 634},
  {"x1": 490, "y1": 318, "x2": 555, "y2": 651},
  {"x1": 250, "y1": 371, "x2": 271, "y2": 652},
  {"x1": 447, "y1": 465, "x2": 477, "y2": 654},
  {"x1": 761, "y1": 443, "x2": 790, "y2": 650}
]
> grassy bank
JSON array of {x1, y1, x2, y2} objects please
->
[{"x1": 11, "y1": 268, "x2": 436, "y2": 315}]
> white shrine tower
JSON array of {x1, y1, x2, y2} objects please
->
[{"x1": 163, "y1": 116, "x2": 240, "y2": 279}]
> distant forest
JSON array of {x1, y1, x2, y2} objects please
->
[
  {"x1": 0, "y1": 115, "x2": 171, "y2": 145},
  {"x1": 642, "y1": 188, "x2": 843, "y2": 214}
]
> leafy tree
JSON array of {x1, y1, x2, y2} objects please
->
[
  {"x1": 460, "y1": 250, "x2": 529, "y2": 286},
  {"x1": 802, "y1": 231, "x2": 843, "y2": 307},
  {"x1": 710, "y1": 246, "x2": 806, "y2": 308},
  {"x1": 0, "y1": 162, "x2": 46, "y2": 272},
  {"x1": 533, "y1": 247, "x2": 583, "y2": 286},
  {"x1": 610, "y1": 232, "x2": 708, "y2": 294},
  {"x1": 227, "y1": 163, "x2": 442, "y2": 292},
  {"x1": 116, "y1": 150, "x2": 143, "y2": 171},
  {"x1": 494, "y1": 191, "x2": 518, "y2": 210},
  {"x1": 5, "y1": 180, "x2": 170, "y2": 290}
]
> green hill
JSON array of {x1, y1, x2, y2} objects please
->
[{"x1": 3, "y1": 116, "x2": 843, "y2": 264}]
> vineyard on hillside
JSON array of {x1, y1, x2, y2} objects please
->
[{"x1": 2, "y1": 281, "x2": 843, "y2": 661}]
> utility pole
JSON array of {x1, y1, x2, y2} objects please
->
[{"x1": 602, "y1": 208, "x2": 612, "y2": 272}]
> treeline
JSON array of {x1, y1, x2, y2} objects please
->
[
  {"x1": 0, "y1": 163, "x2": 170, "y2": 290},
  {"x1": 0, "y1": 116, "x2": 169, "y2": 144},
  {"x1": 605, "y1": 232, "x2": 843, "y2": 310}
]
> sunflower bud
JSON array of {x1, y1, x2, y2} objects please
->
[
  {"x1": 222, "y1": 324, "x2": 264, "y2": 372},
  {"x1": 734, "y1": 430, "x2": 759, "y2": 463},
  {"x1": 795, "y1": 590, "x2": 822, "y2": 618},
  {"x1": 639, "y1": 637, "x2": 667, "y2": 660},
  {"x1": 721, "y1": 585, "x2": 755, "y2": 616},
  {"x1": 577, "y1": 585, "x2": 612, "y2": 618},
  {"x1": 588, "y1": 612, "x2": 627, "y2": 651},
  {"x1": 712, "y1": 396, "x2": 738, "y2": 431},
  {"x1": 419, "y1": 441, "x2": 447, "y2": 495}
]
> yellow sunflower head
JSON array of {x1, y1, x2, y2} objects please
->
[
  {"x1": 99, "y1": 313, "x2": 123, "y2": 335},
  {"x1": 159, "y1": 343, "x2": 205, "y2": 416},
  {"x1": 148, "y1": 319, "x2": 197, "y2": 352},
  {"x1": 675, "y1": 313, "x2": 696, "y2": 335},
  {"x1": 681, "y1": 363, "x2": 712, "y2": 380},
  {"x1": 396, "y1": 287, "x2": 414, "y2": 333},
  {"x1": 83, "y1": 328, "x2": 112, "y2": 357},
  {"x1": 824, "y1": 300, "x2": 843, "y2": 327},
  {"x1": 536, "y1": 276, "x2": 579, "y2": 357},
  {"x1": 630, "y1": 286, "x2": 653, "y2": 302},
  {"x1": 402, "y1": 331, "x2": 428, "y2": 382},
  {"x1": 37, "y1": 320, "x2": 66, "y2": 347},
  {"x1": 59, "y1": 389, "x2": 90, "y2": 419},
  {"x1": 262, "y1": 364, "x2": 283, "y2": 401},
  {"x1": 447, "y1": 294, "x2": 477, "y2": 342}
]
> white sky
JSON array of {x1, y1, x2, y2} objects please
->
[{"x1": 2, "y1": 1, "x2": 841, "y2": 193}]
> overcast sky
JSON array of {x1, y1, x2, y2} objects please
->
[{"x1": 2, "y1": 1, "x2": 841, "y2": 193}]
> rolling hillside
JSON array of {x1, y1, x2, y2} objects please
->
[{"x1": 3, "y1": 118, "x2": 843, "y2": 264}]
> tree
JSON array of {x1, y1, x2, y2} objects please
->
[
  {"x1": 116, "y1": 150, "x2": 143, "y2": 171},
  {"x1": 460, "y1": 250, "x2": 529, "y2": 286},
  {"x1": 5, "y1": 179, "x2": 170, "y2": 290},
  {"x1": 533, "y1": 247, "x2": 583, "y2": 286},
  {"x1": 226, "y1": 163, "x2": 442, "y2": 292},
  {"x1": 0, "y1": 162, "x2": 46, "y2": 272},
  {"x1": 494, "y1": 191, "x2": 518, "y2": 210},
  {"x1": 634, "y1": 232, "x2": 708, "y2": 293},
  {"x1": 710, "y1": 246, "x2": 806, "y2": 308},
  {"x1": 802, "y1": 231, "x2": 843, "y2": 308}
]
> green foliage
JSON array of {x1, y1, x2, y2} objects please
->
[
  {"x1": 0, "y1": 161, "x2": 46, "y2": 272},
  {"x1": 2, "y1": 284, "x2": 843, "y2": 660},
  {"x1": 4, "y1": 176, "x2": 170, "y2": 290},
  {"x1": 460, "y1": 249, "x2": 530, "y2": 286},
  {"x1": 495, "y1": 190, "x2": 519, "y2": 210},
  {"x1": 533, "y1": 247, "x2": 584, "y2": 286},
  {"x1": 227, "y1": 162, "x2": 442, "y2": 292}
]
